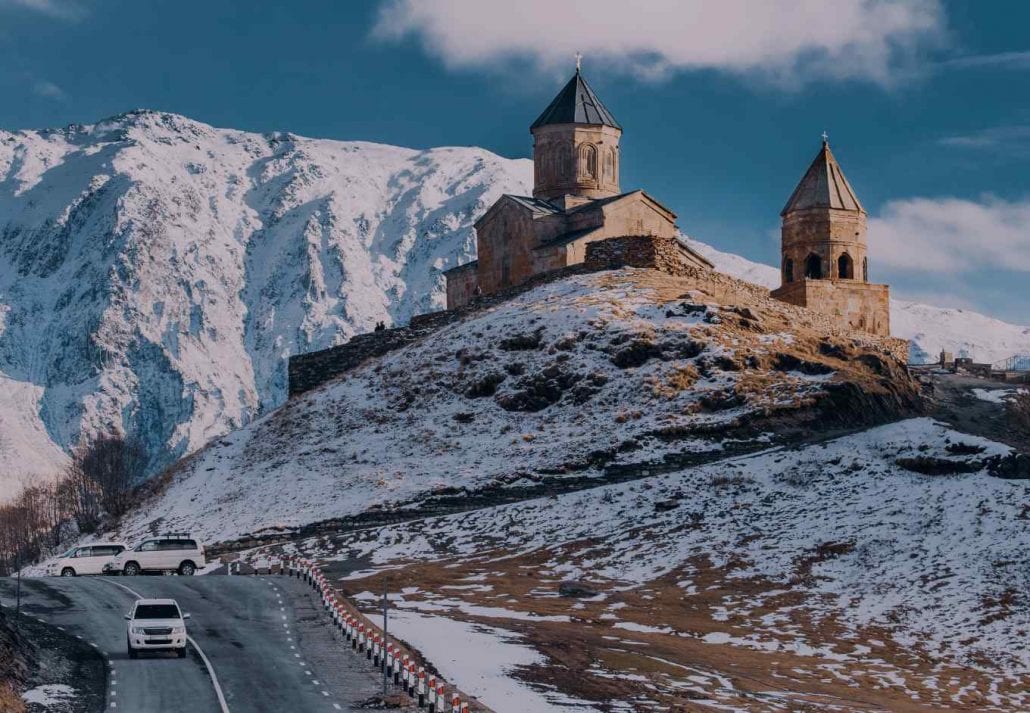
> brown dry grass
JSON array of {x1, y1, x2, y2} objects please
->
[
  {"x1": 340, "y1": 545, "x2": 1023, "y2": 712},
  {"x1": 0, "y1": 683, "x2": 26, "y2": 713}
]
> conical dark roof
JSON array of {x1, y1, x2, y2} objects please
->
[
  {"x1": 530, "y1": 70, "x2": 621, "y2": 130},
  {"x1": 781, "y1": 141, "x2": 864, "y2": 216}
]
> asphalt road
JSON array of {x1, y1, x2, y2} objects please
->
[{"x1": 0, "y1": 574, "x2": 383, "y2": 712}]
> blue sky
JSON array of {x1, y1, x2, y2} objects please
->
[{"x1": 0, "y1": 0, "x2": 1027, "y2": 323}]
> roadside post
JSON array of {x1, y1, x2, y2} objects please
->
[
  {"x1": 382, "y1": 578, "x2": 389, "y2": 695},
  {"x1": 15, "y1": 549, "x2": 22, "y2": 633}
]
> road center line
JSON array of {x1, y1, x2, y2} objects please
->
[{"x1": 103, "y1": 578, "x2": 231, "y2": 713}]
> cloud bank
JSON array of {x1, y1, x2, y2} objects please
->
[
  {"x1": 0, "y1": 0, "x2": 83, "y2": 20},
  {"x1": 373, "y1": 0, "x2": 945, "y2": 85},
  {"x1": 869, "y1": 196, "x2": 1030, "y2": 273}
]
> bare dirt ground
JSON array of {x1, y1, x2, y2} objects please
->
[
  {"x1": 338, "y1": 549, "x2": 1024, "y2": 713},
  {"x1": 0, "y1": 589, "x2": 106, "y2": 713},
  {"x1": 923, "y1": 372, "x2": 1029, "y2": 454}
]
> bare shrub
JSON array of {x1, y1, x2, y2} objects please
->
[
  {"x1": 1009, "y1": 391, "x2": 1030, "y2": 431},
  {"x1": 72, "y1": 434, "x2": 147, "y2": 519}
]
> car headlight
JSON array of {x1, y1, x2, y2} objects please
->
[
  {"x1": 131, "y1": 627, "x2": 146, "y2": 634},
  {"x1": 172, "y1": 627, "x2": 185, "y2": 635}
]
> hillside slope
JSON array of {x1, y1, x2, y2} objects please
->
[
  {"x1": 286, "y1": 418, "x2": 1028, "y2": 712},
  {"x1": 0, "y1": 111, "x2": 531, "y2": 497},
  {"x1": 116, "y1": 266, "x2": 917, "y2": 544}
]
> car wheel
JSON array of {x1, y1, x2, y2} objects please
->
[
  {"x1": 177, "y1": 647, "x2": 187, "y2": 659},
  {"x1": 123, "y1": 562, "x2": 141, "y2": 576},
  {"x1": 61, "y1": 567, "x2": 76, "y2": 577},
  {"x1": 178, "y1": 561, "x2": 196, "y2": 576}
]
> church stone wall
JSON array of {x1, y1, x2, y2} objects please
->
[
  {"x1": 583, "y1": 235, "x2": 708, "y2": 273},
  {"x1": 475, "y1": 201, "x2": 543, "y2": 294},
  {"x1": 445, "y1": 262, "x2": 479, "y2": 310},
  {"x1": 532, "y1": 124, "x2": 621, "y2": 201},
  {"x1": 771, "y1": 280, "x2": 890, "y2": 337}
]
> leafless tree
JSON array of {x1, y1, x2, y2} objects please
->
[{"x1": 73, "y1": 434, "x2": 147, "y2": 519}]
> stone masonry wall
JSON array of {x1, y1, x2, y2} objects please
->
[{"x1": 583, "y1": 234, "x2": 710, "y2": 273}]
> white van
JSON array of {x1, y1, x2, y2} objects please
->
[
  {"x1": 48, "y1": 542, "x2": 128, "y2": 576},
  {"x1": 106, "y1": 534, "x2": 206, "y2": 576}
]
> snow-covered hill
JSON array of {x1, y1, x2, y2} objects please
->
[
  {"x1": 288, "y1": 418, "x2": 1029, "y2": 711},
  {"x1": 1, "y1": 110, "x2": 1026, "y2": 500},
  {"x1": 0, "y1": 111, "x2": 530, "y2": 498},
  {"x1": 113, "y1": 267, "x2": 919, "y2": 544}
]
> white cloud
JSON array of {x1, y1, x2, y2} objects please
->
[
  {"x1": 32, "y1": 79, "x2": 66, "y2": 100},
  {"x1": 0, "y1": 0, "x2": 83, "y2": 20},
  {"x1": 938, "y1": 126, "x2": 1030, "y2": 153},
  {"x1": 868, "y1": 196, "x2": 1030, "y2": 273},
  {"x1": 373, "y1": 0, "x2": 945, "y2": 86},
  {"x1": 941, "y1": 51, "x2": 1030, "y2": 70}
]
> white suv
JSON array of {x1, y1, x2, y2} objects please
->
[
  {"x1": 125, "y1": 598, "x2": 190, "y2": 658},
  {"x1": 106, "y1": 534, "x2": 206, "y2": 576},
  {"x1": 49, "y1": 542, "x2": 127, "y2": 577}
]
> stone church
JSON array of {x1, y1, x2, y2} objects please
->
[
  {"x1": 770, "y1": 138, "x2": 891, "y2": 336},
  {"x1": 444, "y1": 67, "x2": 712, "y2": 309}
]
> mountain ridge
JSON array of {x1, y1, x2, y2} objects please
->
[{"x1": 0, "y1": 110, "x2": 1026, "y2": 499}]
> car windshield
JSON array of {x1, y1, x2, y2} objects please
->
[{"x1": 134, "y1": 604, "x2": 180, "y2": 619}]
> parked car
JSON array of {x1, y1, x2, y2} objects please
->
[
  {"x1": 125, "y1": 598, "x2": 190, "y2": 658},
  {"x1": 105, "y1": 534, "x2": 206, "y2": 576},
  {"x1": 48, "y1": 542, "x2": 127, "y2": 577}
]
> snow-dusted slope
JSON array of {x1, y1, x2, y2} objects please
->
[
  {"x1": 0, "y1": 111, "x2": 531, "y2": 498},
  {"x1": 113, "y1": 267, "x2": 917, "y2": 543},
  {"x1": 687, "y1": 238, "x2": 1030, "y2": 365},
  {"x1": 294, "y1": 418, "x2": 1028, "y2": 710}
]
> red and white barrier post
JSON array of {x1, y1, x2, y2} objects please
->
[
  {"x1": 451, "y1": 693, "x2": 461, "y2": 713},
  {"x1": 417, "y1": 667, "x2": 426, "y2": 707},
  {"x1": 427, "y1": 676, "x2": 437, "y2": 713}
]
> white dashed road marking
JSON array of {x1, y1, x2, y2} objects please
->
[{"x1": 103, "y1": 579, "x2": 231, "y2": 713}]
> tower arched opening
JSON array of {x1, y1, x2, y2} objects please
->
[
  {"x1": 804, "y1": 253, "x2": 823, "y2": 280},
  {"x1": 837, "y1": 253, "x2": 854, "y2": 280}
]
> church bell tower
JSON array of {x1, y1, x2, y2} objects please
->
[
  {"x1": 771, "y1": 136, "x2": 891, "y2": 337},
  {"x1": 530, "y1": 64, "x2": 622, "y2": 203}
]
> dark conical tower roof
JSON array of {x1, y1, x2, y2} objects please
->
[
  {"x1": 530, "y1": 69, "x2": 621, "y2": 130},
  {"x1": 781, "y1": 140, "x2": 864, "y2": 216}
]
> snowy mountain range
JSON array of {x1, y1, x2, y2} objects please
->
[{"x1": 0, "y1": 111, "x2": 1027, "y2": 499}]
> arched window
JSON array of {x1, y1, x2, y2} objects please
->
[
  {"x1": 863, "y1": 257, "x2": 869, "y2": 282},
  {"x1": 837, "y1": 253, "x2": 854, "y2": 280},
  {"x1": 804, "y1": 253, "x2": 823, "y2": 280},
  {"x1": 579, "y1": 143, "x2": 598, "y2": 180},
  {"x1": 603, "y1": 148, "x2": 615, "y2": 184},
  {"x1": 558, "y1": 145, "x2": 571, "y2": 180},
  {"x1": 784, "y1": 257, "x2": 795, "y2": 283}
]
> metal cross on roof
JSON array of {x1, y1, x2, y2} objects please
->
[
  {"x1": 821, "y1": 130, "x2": 829, "y2": 144},
  {"x1": 575, "y1": 51, "x2": 583, "y2": 72}
]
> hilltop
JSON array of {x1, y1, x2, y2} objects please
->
[{"x1": 115, "y1": 264, "x2": 917, "y2": 544}]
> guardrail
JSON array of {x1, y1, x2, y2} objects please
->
[{"x1": 276, "y1": 557, "x2": 491, "y2": 712}]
